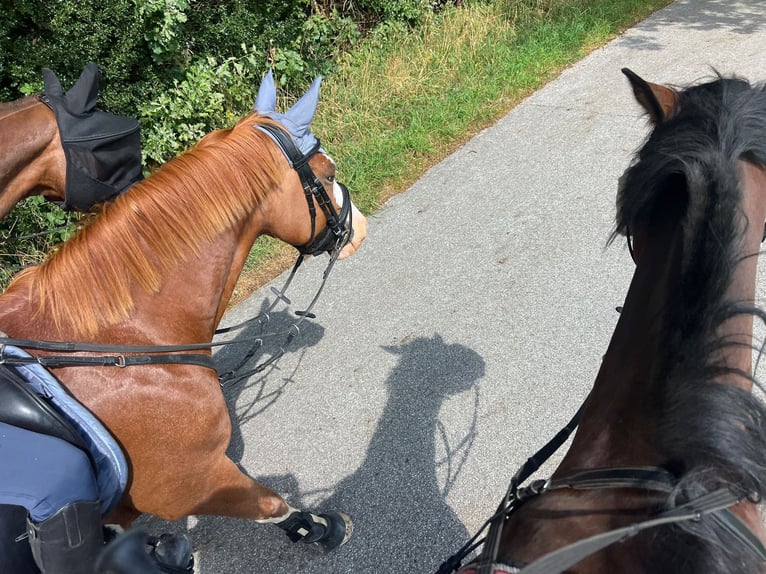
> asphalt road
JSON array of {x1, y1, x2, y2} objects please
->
[{"x1": 140, "y1": 1, "x2": 766, "y2": 572}]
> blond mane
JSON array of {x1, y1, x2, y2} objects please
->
[{"x1": 6, "y1": 115, "x2": 288, "y2": 337}]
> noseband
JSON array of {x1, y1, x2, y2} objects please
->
[
  {"x1": 255, "y1": 123, "x2": 352, "y2": 256},
  {"x1": 438, "y1": 395, "x2": 766, "y2": 574}
]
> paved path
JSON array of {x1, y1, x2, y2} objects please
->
[{"x1": 141, "y1": 1, "x2": 766, "y2": 572}]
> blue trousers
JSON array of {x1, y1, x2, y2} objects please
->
[
  {"x1": 0, "y1": 421, "x2": 99, "y2": 522},
  {"x1": 0, "y1": 421, "x2": 101, "y2": 574}
]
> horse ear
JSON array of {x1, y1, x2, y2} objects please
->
[
  {"x1": 622, "y1": 68, "x2": 678, "y2": 124},
  {"x1": 254, "y1": 70, "x2": 277, "y2": 114},
  {"x1": 42, "y1": 67, "x2": 65, "y2": 98},
  {"x1": 66, "y1": 62, "x2": 101, "y2": 113},
  {"x1": 381, "y1": 344, "x2": 403, "y2": 355},
  {"x1": 283, "y1": 76, "x2": 322, "y2": 136}
]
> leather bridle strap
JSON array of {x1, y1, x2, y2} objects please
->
[
  {"x1": 0, "y1": 347, "x2": 216, "y2": 370},
  {"x1": 0, "y1": 237, "x2": 346, "y2": 380},
  {"x1": 520, "y1": 466, "x2": 676, "y2": 499},
  {"x1": 472, "y1": 466, "x2": 675, "y2": 574},
  {"x1": 473, "y1": 400, "x2": 589, "y2": 574},
  {"x1": 255, "y1": 123, "x2": 351, "y2": 256},
  {"x1": 437, "y1": 399, "x2": 588, "y2": 574},
  {"x1": 518, "y1": 488, "x2": 765, "y2": 574}
]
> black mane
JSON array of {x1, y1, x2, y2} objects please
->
[{"x1": 616, "y1": 75, "x2": 766, "y2": 572}]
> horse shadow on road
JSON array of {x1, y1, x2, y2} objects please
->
[
  {"x1": 141, "y1": 333, "x2": 485, "y2": 574},
  {"x1": 213, "y1": 297, "x2": 329, "y2": 464}
]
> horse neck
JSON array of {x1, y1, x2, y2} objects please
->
[
  {"x1": 0, "y1": 172, "x2": 280, "y2": 348},
  {"x1": 165, "y1": 221, "x2": 266, "y2": 337},
  {"x1": 0, "y1": 96, "x2": 65, "y2": 218},
  {"x1": 560, "y1": 158, "x2": 766, "y2": 473},
  {"x1": 104, "y1": 215, "x2": 266, "y2": 344},
  {"x1": 496, "y1": 160, "x2": 766, "y2": 572},
  {"x1": 559, "y1": 206, "x2": 686, "y2": 472}
]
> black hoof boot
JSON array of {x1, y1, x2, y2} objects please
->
[
  {"x1": 149, "y1": 533, "x2": 194, "y2": 572},
  {"x1": 96, "y1": 529, "x2": 194, "y2": 574},
  {"x1": 277, "y1": 510, "x2": 353, "y2": 552}
]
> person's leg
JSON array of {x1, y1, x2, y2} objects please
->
[{"x1": 0, "y1": 422, "x2": 103, "y2": 574}]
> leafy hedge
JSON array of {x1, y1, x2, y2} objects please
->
[
  {"x1": 0, "y1": 0, "x2": 449, "y2": 282},
  {"x1": 1, "y1": 0, "x2": 444, "y2": 164}
]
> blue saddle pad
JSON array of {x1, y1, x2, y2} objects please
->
[{"x1": 0, "y1": 346, "x2": 128, "y2": 517}]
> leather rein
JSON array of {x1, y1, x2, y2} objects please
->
[
  {"x1": 437, "y1": 395, "x2": 766, "y2": 574},
  {"x1": 0, "y1": 124, "x2": 353, "y2": 386}
]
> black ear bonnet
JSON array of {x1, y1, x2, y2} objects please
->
[{"x1": 41, "y1": 63, "x2": 143, "y2": 211}]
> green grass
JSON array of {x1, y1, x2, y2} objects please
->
[{"x1": 312, "y1": 0, "x2": 670, "y2": 214}]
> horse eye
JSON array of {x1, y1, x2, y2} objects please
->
[{"x1": 327, "y1": 175, "x2": 335, "y2": 183}]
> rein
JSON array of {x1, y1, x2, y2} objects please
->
[
  {"x1": 437, "y1": 395, "x2": 766, "y2": 574},
  {"x1": 0, "y1": 124, "x2": 353, "y2": 386},
  {"x1": 0, "y1": 250, "x2": 340, "y2": 384}
]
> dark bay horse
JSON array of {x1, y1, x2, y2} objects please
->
[
  {"x1": 0, "y1": 62, "x2": 142, "y2": 219},
  {"x1": 445, "y1": 71, "x2": 766, "y2": 573},
  {"x1": 0, "y1": 71, "x2": 366, "y2": 558}
]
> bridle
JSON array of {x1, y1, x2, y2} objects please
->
[
  {"x1": 255, "y1": 122, "x2": 352, "y2": 257},
  {"x1": 0, "y1": 123, "x2": 354, "y2": 385},
  {"x1": 437, "y1": 395, "x2": 766, "y2": 574}
]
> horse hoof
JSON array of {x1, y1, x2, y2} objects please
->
[{"x1": 315, "y1": 511, "x2": 353, "y2": 552}]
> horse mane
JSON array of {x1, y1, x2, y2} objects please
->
[
  {"x1": 614, "y1": 75, "x2": 766, "y2": 572},
  {"x1": 5, "y1": 115, "x2": 288, "y2": 337}
]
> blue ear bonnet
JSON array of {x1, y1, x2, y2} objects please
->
[{"x1": 254, "y1": 71, "x2": 322, "y2": 155}]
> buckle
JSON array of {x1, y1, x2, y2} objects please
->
[{"x1": 517, "y1": 478, "x2": 551, "y2": 501}]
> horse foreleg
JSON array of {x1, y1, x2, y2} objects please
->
[{"x1": 189, "y1": 457, "x2": 352, "y2": 552}]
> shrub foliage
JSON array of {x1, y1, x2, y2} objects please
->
[{"x1": 0, "y1": 0, "x2": 448, "y2": 280}]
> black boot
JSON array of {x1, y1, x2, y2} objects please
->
[
  {"x1": 276, "y1": 510, "x2": 353, "y2": 552},
  {"x1": 26, "y1": 501, "x2": 103, "y2": 574},
  {"x1": 0, "y1": 504, "x2": 39, "y2": 574},
  {"x1": 149, "y1": 533, "x2": 195, "y2": 573},
  {"x1": 95, "y1": 528, "x2": 194, "y2": 574}
]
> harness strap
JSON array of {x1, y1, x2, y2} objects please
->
[
  {"x1": 440, "y1": 391, "x2": 766, "y2": 574},
  {"x1": 711, "y1": 507, "x2": 766, "y2": 562},
  {"x1": 0, "y1": 349, "x2": 216, "y2": 371},
  {"x1": 256, "y1": 123, "x2": 350, "y2": 256},
  {"x1": 474, "y1": 467, "x2": 676, "y2": 574},
  {"x1": 457, "y1": 565, "x2": 520, "y2": 574},
  {"x1": 531, "y1": 466, "x2": 676, "y2": 497},
  {"x1": 518, "y1": 488, "x2": 759, "y2": 574},
  {"x1": 0, "y1": 337, "x2": 234, "y2": 354},
  {"x1": 469, "y1": 399, "x2": 588, "y2": 574}
]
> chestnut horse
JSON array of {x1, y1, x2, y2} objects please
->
[
  {"x1": 441, "y1": 71, "x2": 766, "y2": 573},
  {"x1": 0, "y1": 62, "x2": 142, "y2": 219},
  {"x1": 0, "y1": 72, "x2": 366, "y2": 555}
]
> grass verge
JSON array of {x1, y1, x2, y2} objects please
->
[{"x1": 230, "y1": 0, "x2": 671, "y2": 308}]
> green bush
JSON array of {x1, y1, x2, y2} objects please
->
[
  {"x1": 0, "y1": 0, "x2": 459, "y2": 286},
  {"x1": 0, "y1": 197, "x2": 79, "y2": 287}
]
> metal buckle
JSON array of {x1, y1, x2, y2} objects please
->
[{"x1": 517, "y1": 478, "x2": 551, "y2": 501}]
